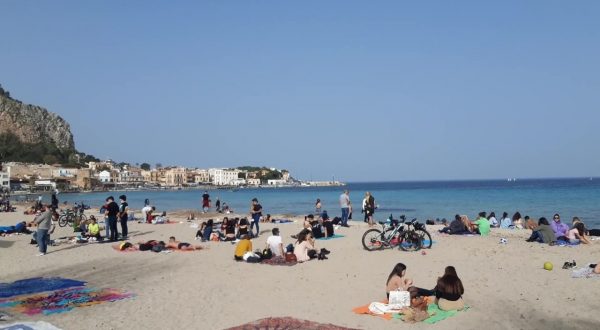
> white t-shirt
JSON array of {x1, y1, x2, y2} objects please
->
[
  {"x1": 339, "y1": 193, "x2": 349, "y2": 208},
  {"x1": 266, "y1": 235, "x2": 283, "y2": 256},
  {"x1": 142, "y1": 206, "x2": 152, "y2": 219}
]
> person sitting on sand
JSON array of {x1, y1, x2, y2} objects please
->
[
  {"x1": 386, "y1": 263, "x2": 413, "y2": 299},
  {"x1": 196, "y1": 219, "x2": 214, "y2": 241},
  {"x1": 460, "y1": 215, "x2": 474, "y2": 233},
  {"x1": 310, "y1": 217, "x2": 326, "y2": 239},
  {"x1": 294, "y1": 230, "x2": 328, "y2": 262},
  {"x1": 303, "y1": 214, "x2": 314, "y2": 230},
  {"x1": 234, "y1": 234, "x2": 253, "y2": 261},
  {"x1": 488, "y1": 212, "x2": 499, "y2": 228},
  {"x1": 434, "y1": 266, "x2": 465, "y2": 311},
  {"x1": 166, "y1": 236, "x2": 204, "y2": 250},
  {"x1": 261, "y1": 214, "x2": 271, "y2": 223},
  {"x1": 500, "y1": 212, "x2": 512, "y2": 229},
  {"x1": 567, "y1": 223, "x2": 590, "y2": 245},
  {"x1": 237, "y1": 217, "x2": 250, "y2": 238},
  {"x1": 85, "y1": 217, "x2": 102, "y2": 240},
  {"x1": 551, "y1": 213, "x2": 569, "y2": 240},
  {"x1": 266, "y1": 227, "x2": 284, "y2": 257},
  {"x1": 221, "y1": 217, "x2": 236, "y2": 241},
  {"x1": 512, "y1": 212, "x2": 524, "y2": 229},
  {"x1": 526, "y1": 218, "x2": 556, "y2": 244},
  {"x1": 470, "y1": 212, "x2": 490, "y2": 236},
  {"x1": 321, "y1": 211, "x2": 334, "y2": 237},
  {"x1": 439, "y1": 215, "x2": 468, "y2": 235}
]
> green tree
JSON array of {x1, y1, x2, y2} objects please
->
[{"x1": 140, "y1": 163, "x2": 151, "y2": 171}]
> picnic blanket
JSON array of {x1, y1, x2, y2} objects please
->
[
  {"x1": 111, "y1": 244, "x2": 203, "y2": 253},
  {"x1": 225, "y1": 317, "x2": 359, "y2": 330},
  {"x1": 353, "y1": 299, "x2": 468, "y2": 324},
  {"x1": 571, "y1": 264, "x2": 600, "y2": 278},
  {"x1": 0, "y1": 278, "x2": 85, "y2": 299},
  {"x1": 260, "y1": 256, "x2": 297, "y2": 266},
  {"x1": 317, "y1": 234, "x2": 345, "y2": 240},
  {"x1": 0, "y1": 278, "x2": 134, "y2": 316},
  {"x1": 0, "y1": 321, "x2": 62, "y2": 330}
]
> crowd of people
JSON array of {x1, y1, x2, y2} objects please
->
[{"x1": 437, "y1": 211, "x2": 597, "y2": 245}]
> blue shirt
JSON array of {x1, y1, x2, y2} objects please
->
[{"x1": 500, "y1": 217, "x2": 512, "y2": 229}]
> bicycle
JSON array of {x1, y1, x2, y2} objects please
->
[
  {"x1": 58, "y1": 209, "x2": 76, "y2": 227},
  {"x1": 362, "y1": 215, "x2": 426, "y2": 252}
]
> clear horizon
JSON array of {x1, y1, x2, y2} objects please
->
[{"x1": 1, "y1": 1, "x2": 599, "y2": 181}]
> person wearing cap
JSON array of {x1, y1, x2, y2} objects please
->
[
  {"x1": 104, "y1": 196, "x2": 120, "y2": 241},
  {"x1": 266, "y1": 227, "x2": 284, "y2": 257},
  {"x1": 250, "y1": 198, "x2": 263, "y2": 237},
  {"x1": 321, "y1": 211, "x2": 334, "y2": 237},
  {"x1": 118, "y1": 195, "x2": 129, "y2": 239}
]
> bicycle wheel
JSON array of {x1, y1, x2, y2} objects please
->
[
  {"x1": 385, "y1": 228, "x2": 401, "y2": 248},
  {"x1": 416, "y1": 229, "x2": 432, "y2": 249},
  {"x1": 399, "y1": 231, "x2": 422, "y2": 252},
  {"x1": 58, "y1": 215, "x2": 68, "y2": 227},
  {"x1": 362, "y1": 228, "x2": 385, "y2": 251}
]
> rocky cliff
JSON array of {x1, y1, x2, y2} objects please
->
[{"x1": 0, "y1": 87, "x2": 75, "y2": 152}]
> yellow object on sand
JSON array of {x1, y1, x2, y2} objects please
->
[{"x1": 544, "y1": 262, "x2": 553, "y2": 271}]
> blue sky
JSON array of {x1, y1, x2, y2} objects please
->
[{"x1": 1, "y1": 1, "x2": 599, "y2": 181}]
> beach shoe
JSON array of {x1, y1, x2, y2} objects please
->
[{"x1": 36, "y1": 253, "x2": 46, "y2": 256}]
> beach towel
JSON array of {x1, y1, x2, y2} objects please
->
[
  {"x1": 0, "y1": 287, "x2": 134, "y2": 316},
  {"x1": 260, "y1": 256, "x2": 297, "y2": 266},
  {"x1": 422, "y1": 303, "x2": 469, "y2": 324},
  {"x1": 0, "y1": 321, "x2": 62, "y2": 330},
  {"x1": 272, "y1": 219, "x2": 294, "y2": 224},
  {"x1": 354, "y1": 298, "x2": 467, "y2": 324},
  {"x1": 317, "y1": 234, "x2": 345, "y2": 240},
  {"x1": 571, "y1": 265, "x2": 600, "y2": 278},
  {"x1": 0, "y1": 278, "x2": 85, "y2": 299},
  {"x1": 111, "y1": 244, "x2": 139, "y2": 252},
  {"x1": 225, "y1": 317, "x2": 358, "y2": 330}
]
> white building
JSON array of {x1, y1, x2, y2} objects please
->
[
  {"x1": 209, "y1": 168, "x2": 242, "y2": 186},
  {"x1": 0, "y1": 166, "x2": 10, "y2": 191},
  {"x1": 98, "y1": 170, "x2": 112, "y2": 183},
  {"x1": 247, "y1": 178, "x2": 261, "y2": 186},
  {"x1": 52, "y1": 168, "x2": 78, "y2": 178}
]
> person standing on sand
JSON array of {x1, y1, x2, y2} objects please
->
[
  {"x1": 339, "y1": 190, "x2": 350, "y2": 227},
  {"x1": 364, "y1": 192, "x2": 375, "y2": 227},
  {"x1": 215, "y1": 197, "x2": 221, "y2": 213},
  {"x1": 250, "y1": 198, "x2": 263, "y2": 237},
  {"x1": 118, "y1": 195, "x2": 129, "y2": 239},
  {"x1": 104, "y1": 196, "x2": 120, "y2": 242},
  {"x1": 32, "y1": 205, "x2": 55, "y2": 256},
  {"x1": 315, "y1": 199, "x2": 322, "y2": 215},
  {"x1": 202, "y1": 191, "x2": 210, "y2": 213}
]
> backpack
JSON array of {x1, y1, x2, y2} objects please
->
[{"x1": 262, "y1": 248, "x2": 273, "y2": 260}]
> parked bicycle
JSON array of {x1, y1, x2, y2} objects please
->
[
  {"x1": 361, "y1": 215, "x2": 432, "y2": 252},
  {"x1": 57, "y1": 206, "x2": 87, "y2": 228}
]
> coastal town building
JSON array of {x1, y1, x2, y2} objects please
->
[
  {"x1": 0, "y1": 166, "x2": 10, "y2": 191},
  {"x1": 267, "y1": 179, "x2": 288, "y2": 186},
  {"x1": 209, "y1": 168, "x2": 242, "y2": 186},
  {"x1": 165, "y1": 167, "x2": 186, "y2": 186},
  {"x1": 247, "y1": 178, "x2": 261, "y2": 186}
]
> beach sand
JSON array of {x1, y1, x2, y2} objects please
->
[{"x1": 1, "y1": 207, "x2": 599, "y2": 330}]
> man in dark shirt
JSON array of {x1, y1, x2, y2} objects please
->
[
  {"x1": 118, "y1": 195, "x2": 129, "y2": 239},
  {"x1": 202, "y1": 191, "x2": 210, "y2": 213},
  {"x1": 105, "y1": 196, "x2": 120, "y2": 241}
]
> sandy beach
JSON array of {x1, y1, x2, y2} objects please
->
[{"x1": 1, "y1": 206, "x2": 599, "y2": 330}]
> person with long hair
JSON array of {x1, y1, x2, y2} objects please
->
[
  {"x1": 512, "y1": 212, "x2": 524, "y2": 229},
  {"x1": 294, "y1": 230, "x2": 329, "y2": 262},
  {"x1": 364, "y1": 192, "x2": 376, "y2": 227},
  {"x1": 526, "y1": 217, "x2": 556, "y2": 243},
  {"x1": 435, "y1": 266, "x2": 465, "y2": 311},
  {"x1": 487, "y1": 212, "x2": 498, "y2": 228},
  {"x1": 386, "y1": 263, "x2": 413, "y2": 299},
  {"x1": 500, "y1": 212, "x2": 512, "y2": 229},
  {"x1": 567, "y1": 222, "x2": 591, "y2": 244}
]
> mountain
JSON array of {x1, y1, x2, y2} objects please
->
[{"x1": 0, "y1": 84, "x2": 92, "y2": 165}]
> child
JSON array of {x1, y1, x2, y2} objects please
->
[{"x1": 86, "y1": 217, "x2": 102, "y2": 240}]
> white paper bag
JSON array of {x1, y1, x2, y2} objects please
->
[{"x1": 388, "y1": 290, "x2": 410, "y2": 309}]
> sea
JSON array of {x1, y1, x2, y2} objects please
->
[{"x1": 30, "y1": 178, "x2": 600, "y2": 227}]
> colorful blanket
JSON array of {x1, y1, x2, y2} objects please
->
[
  {"x1": 225, "y1": 317, "x2": 358, "y2": 330},
  {"x1": 353, "y1": 300, "x2": 468, "y2": 324},
  {"x1": 0, "y1": 278, "x2": 85, "y2": 299},
  {"x1": 260, "y1": 256, "x2": 297, "y2": 266},
  {"x1": 0, "y1": 321, "x2": 62, "y2": 330},
  {"x1": 0, "y1": 287, "x2": 134, "y2": 316}
]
